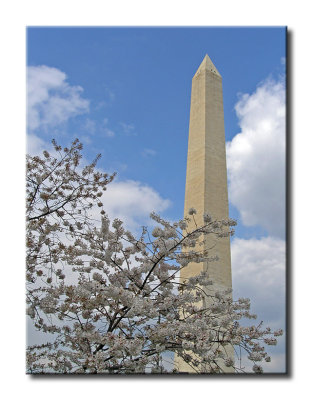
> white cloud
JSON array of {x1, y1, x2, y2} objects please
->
[
  {"x1": 103, "y1": 128, "x2": 115, "y2": 137},
  {"x1": 232, "y1": 236, "x2": 285, "y2": 329},
  {"x1": 226, "y1": 78, "x2": 286, "y2": 238},
  {"x1": 27, "y1": 133, "x2": 49, "y2": 155},
  {"x1": 261, "y1": 353, "x2": 286, "y2": 373},
  {"x1": 142, "y1": 148, "x2": 157, "y2": 157},
  {"x1": 83, "y1": 118, "x2": 96, "y2": 135},
  {"x1": 101, "y1": 180, "x2": 171, "y2": 232},
  {"x1": 27, "y1": 65, "x2": 89, "y2": 131},
  {"x1": 80, "y1": 135, "x2": 92, "y2": 145},
  {"x1": 231, "y1": 236, "x2": 286, "y2": 372},
  {"x1": 100, "y1": 118, "x2": 115, "y2": 137},
  {"x1": 119, "y1": 122, "x2": 136, "y2": 135}
]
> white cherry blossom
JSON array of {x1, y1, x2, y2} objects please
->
[{"x1": 26, "y1": 139, "x2": 283, "y2": 374}]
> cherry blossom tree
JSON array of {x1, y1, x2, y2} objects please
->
[{"x1": 26, "y1": 139, "x2": 283, "y2": 374}]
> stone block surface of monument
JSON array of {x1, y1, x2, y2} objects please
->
[
  {"x1": 182, "y1": 54, "x2": 231, "y2": 289},
  {"x1": 176, "y1": 55, "x2": 233, "y2": 373}
]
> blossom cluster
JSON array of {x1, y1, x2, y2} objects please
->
[{"x1": 26, "y1": 140, "x2": 283, "y2": 374}]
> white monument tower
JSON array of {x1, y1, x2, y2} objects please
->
[{"x1": 177, "y1": 55, "x2": 232, "y2": 372}]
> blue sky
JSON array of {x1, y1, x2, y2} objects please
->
[
  {"x1": 27, "y1": 27, "x2": 285, "y2": 226},
  {"x1": 27, "y1": 27, "x2": 286, "y2": 372}
]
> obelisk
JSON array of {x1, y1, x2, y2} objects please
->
[
  {"x1": 182, "y1": 54, "x2": 231, "y2": 290},
  {"x1": 176, "y1": 55, "x2": 232, "y2": 372}
]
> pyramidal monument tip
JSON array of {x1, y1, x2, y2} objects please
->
[{"x1": 194, "y1": 54, "x2": 221, "y2": 77}]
